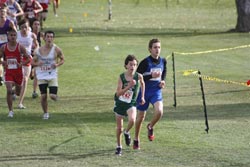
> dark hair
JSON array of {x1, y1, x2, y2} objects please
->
[
  {"x1": 148, "y1": 38, "x2": 160, "y2": 49},
  {"x1": 0, "y1": 3, "x2": 7, "y2": 10},
  {"x1": 124, "y1": 54, "x2": 138, "y2": 68},
  {"x1": 7, "y1": 28, "x2": 17, "y2": 34},
  {"x1": 45, "y1": 30, "x2": 55, "y2": 37},
  {"x1": 18, "y1": 18, "x2": 29, "y2": 27},
  {"x1": 32, "y1": 18, "x2": 40, "y2": 25}
]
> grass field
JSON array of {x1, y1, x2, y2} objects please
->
[{"x1": 0, "y1": 0, "x2": 250, "y2": 167}]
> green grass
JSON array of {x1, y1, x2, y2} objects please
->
[{"x1": 1, "y1": 0, "x2": 250, "y2": 166}]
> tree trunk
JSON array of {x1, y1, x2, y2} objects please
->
[{"x1": 235, "y1": 0, "x2": 250, "y2": 32}]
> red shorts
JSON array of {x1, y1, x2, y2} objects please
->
[
  {"x1": 5, "y1": 71, "x2": 23, "y2": 86},
  {"x1": 40, "y1": 3, "x2": 49, "y2": 11},
  {"x1": 23, "y1": 56, "x2": 32, "y2": 66}
]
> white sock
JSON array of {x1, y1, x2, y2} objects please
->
[{"x1": 124, "y1": 130, "x2": 129, "y2": 134}]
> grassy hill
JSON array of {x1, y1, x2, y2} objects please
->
[{"x1": 0, "y1": 0, "x2": 249, "y2": 167}]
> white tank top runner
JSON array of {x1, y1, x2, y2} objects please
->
[
  {"x1": 17, "y1": 31, "x2": 33, "y2": 55},
  {"x1": 36, "y1": 44, "x2": 58, "y2": 80}
]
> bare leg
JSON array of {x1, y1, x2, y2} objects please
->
[
  {"x1": 148, "y1": 101, "x2": 163, "y2": 128},
  {"x1": 32, "y1": 69, "x2": 38, "y2": 98},
  {"x1": 5, "y1": 82, "x2": 14, "y2": 112},
  {"x1": 0, "y1": 64, "x2": 3, "y2": 85},
  {"x1": 33, "y1": 77, "x2": 38, "y2": 93},
  {"x1": 53, "y1": 0, "x2": 57, "y2": 16},
  {"x1": 125, "y1": 107, "x2": 136, "y2": 132},
  {"x1": 18, "y1": 66, "x2": 31, "y2": 107},
  {"x1": 41, "y1": 94, "x2": 48, "y2": 113},
  {"x1": 18, "y1": 76, "x2": 29, "y2": 107},
  {"x1": 134, "y1": 110, "x2": 146, "y2": 141},
  {"x1": 115, "y1": 115, "x2": 123, "y2": 147}
]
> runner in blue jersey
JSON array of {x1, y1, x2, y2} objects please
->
[{"x1": 133, "y1": 38, "x2": 167, "y2": 150}]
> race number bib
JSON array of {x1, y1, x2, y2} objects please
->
[
  {"x1": 38, "y1": 0, "x2": 49, "y2": 3},
  {"x1": 28, "y1": 11, "x2": 35, "y2": 18},
  {"x1": 7, "y1": 59, "x2": 18, "y2": 69},
  {"x1": 0, "y1": 34, "x2": 8, "y2": 44},
  {"x1": 150, "y1": 68, "x2": 162, "y2": 81},
  {"x1": 119, "y1": 89, "x2": 133, "y2": 103},
  {"x1": 40, "y1": 65, "x2": 51, "y2": 71}
]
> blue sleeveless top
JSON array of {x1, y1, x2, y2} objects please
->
[
  {"x1": 143, "y1": 56, "x2": 164, "y2": 91},
  {"x1": 0, "y1": 19, "x2": 11, "y2": 47}
]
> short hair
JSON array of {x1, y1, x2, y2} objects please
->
[
  {"x1": 148, "y1": 38, "x2": 160, "y2": 49},
  {"x1": 18, "y1": 18, "x2": 29, "y2": 27},
  {"x1": 124, "y1": 54, "x2": 138, "y2": 68},
  {"x1": 32, "y1": 19, "x2": 40, "y2": 25},
  {"x1": 7, "y1": 28, "x2": 17, "y2": 35},
  {"x1": 0, "y1": 3, "x2": 7, "y2": 10},
  {"x1": 45, "y1": 30, "x2": 55, "y2": 37}
]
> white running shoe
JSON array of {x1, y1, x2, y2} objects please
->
[
  {"x1": 18, "y1": 104, "x2": 26, "y2": 109},
  {"x1": 43, "y1": 113, "x2": 49, "y2": 120},
  {"x1": 8, "y1": 111, "x2": 14, "y2": 118}
]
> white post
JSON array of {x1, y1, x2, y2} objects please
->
[{"x1": 108, "y1": 0, "x2": 112, "y2": 20}]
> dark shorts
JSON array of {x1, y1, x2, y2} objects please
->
[
  {"x1": 113, "y1": 102, "x2": 136, "y2": 116},
  {"x1": 39, "y1": 84, "x2": 58, "y2": 95}
]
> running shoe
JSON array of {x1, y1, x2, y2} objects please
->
[
  {"x1": 18, "y1": 104, "x2": 26, "y2": 109},
  {"x1": 133, "y1": 140, "x2": 140, "y2": 150},
  {"x1": 32, "y1": 92, "x2": 38, "y2": 99},
  {"x1": 147, "y1": 124, "x2": 155, "y2": 141},
  {"x1": 43, "y1": 113, "x2": 49, "y2": 120},
  {"x1": 8, "y1": 111, "x2": 14, "y2": 118},
  {"x1": 115, "y1": 147, "x2": 122, "y2": 156},
  {"x1": 124, "y1": 131, "x2": 131, "y2": 146},
  {"x1": 0, "y1": 77, "x2": 3, "y2": 86}
]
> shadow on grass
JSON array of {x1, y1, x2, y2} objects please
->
[
  {"x1": 176, "y1": 88, "x2": 249, "y2": 97},
  {"x1": 0, "y1": 102, "x2": 250, "y2": 126},
  {"x1": 1, "y1": 94, "x2": 249, "y2": 125},
  {"x1": 48, "y1": 136, "x2": 84, "y2": 153},
  {"x1": 166, "y1": 103, "x2": 250, "y2": 121},
  {"x1": 0, "y1": 149, "x2": 114, "y2": 162}
]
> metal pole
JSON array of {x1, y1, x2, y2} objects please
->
[
  {"x1": 198, "y1": 70, "x2": 209, "y2": 133},
  {"x1": 172, "y1": 52, "x2": 177, "y2": 107}
]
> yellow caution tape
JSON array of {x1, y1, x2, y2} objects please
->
[
  {"x1": 174, "y1": 44, "x2": 250, "y2": 55},
  {"x1": 166, "y1": 54, "x2": 171, "y2": 60},
  {"x1": 182, "y1": 70, "x2": 249, "y2": 87}
]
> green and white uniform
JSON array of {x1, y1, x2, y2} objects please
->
[{"x1": 114, "y1": 72, "x2": 139, "y2": 116}]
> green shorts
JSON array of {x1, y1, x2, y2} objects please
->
[{"x1": 113, "y1": 101, "x2": 136, "y2": 116}]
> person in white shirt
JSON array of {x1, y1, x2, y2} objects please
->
[
  {"x1": 17, "y1": 18, "x2": 38, "y2": 109},
  {"x1": 32, "y1": 30, "x2": 64, "y2": 119}
]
